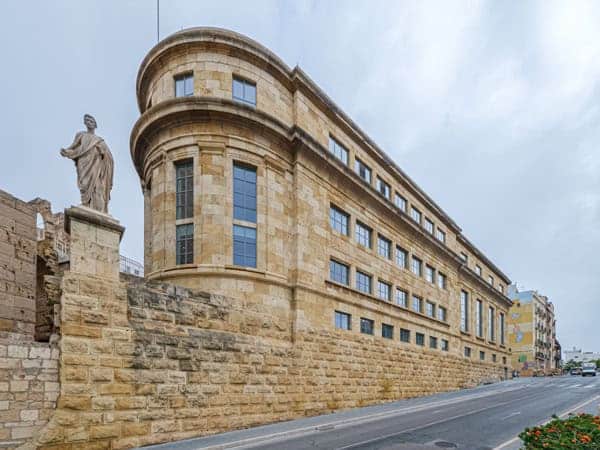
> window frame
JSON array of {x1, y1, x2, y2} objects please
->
[
  {"x1": 232, "y1": 224, "x2": 257, "y2": 268},
  {"x1": 395, "y1": 288, "x2": 407, "y2": 308},
  {"x1": 425, "y1": 265, "x2": 435, "y2": 283},
  {"x1": 175, "y1": 223, "x2": 194, "y2": 265},
  {"x1": 376, "y1": 176, "x2": 391, "y2": 199},
  {"x1": 329, "y1": 205, "x2": 350, "y2": 236},
  {"x1": 460, "y1": 290, "x2": 469, "y2": 332},
  {"x1": 382, "y1": 323, "x2": 394, "y2": 339},
  {"x1": 174, "y1": 72, "x2": 194, "y2": 97},
  {"x1": 411, "y1": 256, "x2": 422, "y2": 277},
  {"x1": 232, "y1": 76, "x2": 257, "y2": 106},
  {"x1": 335, "y1": 311, "x2": 351, "y2": 330},
  {"x1": 377, "y1": 279, "x2": 391, "y2": 301},
  {"x1": 360, "y1": 317, "x2": 374, "y2": 335},
  {"x1": 410, "y1": 206, "x2": 422, "y2": 224},
  {"x1": 394, "y1": 193, "x2": 407, "y2": 212},
  {"x1": 233, "y1": 162, "x2": 257, "y2": 223},
  {"x1": 424, "y1": 218, "x2": 434, "y2": 234},
  {"x1": 329, "y1": 136, "x2": 349, "y2": 165},
  {"x1": 355, "y1": 221, "x2": 372, "y2": 248},
  {"x1": 355, "y1": 270, "x2": 372, "y2": 295},
  {"x1": 416, "y1": 332, "x2": 425, "y2": 346},
  {"x1": 354, "y1": 158, "x2": 372, "y2": 184},
  {"x1": 329, "y1": 259, "x2": 350, "y2": 286},
  {"x1": 412, "y1": 295, "x2": 423, "y2": 314},
  {"x1": 396, "y1": 246, "x2": 408, "y2": 269},
  {"x1": 377, "y1": 234, "x2": 391, "y2": 259},
  {"x1": 429, "y1": 336, "x2": 438, "y2": 349},
  {"x1": 175, "y1": 159, "x2": 194, "y2": 220},
  {"x1": 400, "y1": 328, "x2": 411, "y2": 343}
]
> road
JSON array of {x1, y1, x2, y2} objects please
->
[{"x1": 143, "y1": 376, "x2": 600, "y2": 450}]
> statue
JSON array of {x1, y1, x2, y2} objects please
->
[{"x1": 60, "y1": 114, "x2": 114, "y2": 214}]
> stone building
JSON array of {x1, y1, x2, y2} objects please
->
[
  {"x1": 131, "y1": 27, "x2": 512, "y2": 378},
  {"x1": 507, "y1": 284, "x2": 558, "y2": 374}
]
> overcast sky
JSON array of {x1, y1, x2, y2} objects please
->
[{"x1": 1, "y1": 1, "x2": 598, "y2": 354}]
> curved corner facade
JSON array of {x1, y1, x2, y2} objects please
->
[{"x1": 131, "y1": 27, "x2": 512, "y2": 382}]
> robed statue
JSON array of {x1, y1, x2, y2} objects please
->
[{"x1": 60, "y1": 114, "x2": 114, "y2": 214}]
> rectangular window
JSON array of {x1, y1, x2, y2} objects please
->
[
  {"x1": 355, "y1": 222, "x2": 372, "y2": 248},
  {"x1": 460, "y1": 290, "x2": 469, "y2": 332},
  {"x1": 437, "y1": 272, "x2": 447, "y2": 289},
  {"x1": 426, "y1": 301, "x2": 435, "y2": 318},
  {"x1": 489, "y1": 306, "x2": 495, "y2": 341},
  {"x1": 176, "y1": 224, "x2": 193, "y2": 265},
  {"x1": 425, "y1": 265, "x2": 435, "y2": 283},
  {"x1": 412, "y1": 295, "x2": 422, "y2": 313},
  {"x1": 376, "y1": 177, "x2": 390, "y2": 199},
  {"x1": 377, "y1": 235, "x2": 391, "y2": 259},
  {"x1": 475, "y1": 265, "x2": 482, "y2": 276},
  {"x1": 175, "y1": 160, "x2": 193, "y2": 220},
  {"x1": 429, "y1": 336, "x2": 438, "y2": 349},
  {"x1": 233, "y1": 225, "x2": 257, "y2": 268},
  {"x1": 474, "y1": 300, "x2": 482, "y2": 338},
  {"x1": 480, "y1": 351, "x2": 485, "y2": 361},
  {"x1": 360, "y1": 318, "x2": 374, "y2": 335},
  {"x1": 232, "y1": 76, "x2": 256, "y2": 106},
  {"x1": 438, "y1": 306, "x2": 447, "y2": 322},
  {"x1": 435, "y1": 228, "x2": 446, "y2": 243},
  {"x1": 329, "y1": 136, "x2": 349, "y2": 165},
  {"x1": 488, "y1": 275, "x2": 494, "y2": 286},
  {"x1": 356, "y1": 270, "x2": 372, "y2": 294},
  {"x1": 354, "y1": 158, "x2": 371, "y2": 183},
  {"x1": 329, "y1": 259, "x2": 349, "y2": 286},
  {"x1": 377, "y1": 280, "x2": 391, "y2": 301},
  {"x1": 174, "y1": 73, "x2": 193, "y2": 97},
  {"x1": 411, "y1": 256, "x2": 422, "y2": 277},
  {"x1": 395, "y1": 288, "x2": 407, "y2": 308},
  {"x1": 464, "y1": 346, "x2": 472, "y2": 358},
  {"x1": 335, "y1": 311, "x2": 351, "y2": 330},
  {"x1": 492, "y1": 354, "x2": 497, "y2": 363},
  {"x1": 411, "y1": 206, "x2": 422, "y2": 224},
  {"x1": 441, "y1": 339, "x2": 449, "y2": 351},
  {"x1": 394, "y1": 193, "x2": 407, "y2": 212},
  {"x1": 416, "y1": 333, "x2": 425, "y2": 346},
  {"x1": 400, "y1": 328, "x2": 411, "y2": 343},
  {"x1": 396, "y1": 246, "x2": 408, "y2": 269},
  {"x1": 424, "y1": 218, "x2": 434, "y2": 234},
  {"x1": 500, "y1": 313, "x2": 505, "y2": 345},
  {"x1": 460, "y1": 252, "x2": 468, "y2": 263},
  {"x1": 329, "y1": 205, "x2": 349, "y2": 236},
  {"x1": 233, "y1": 163, "x2": 257, "y2": 223},
  {"x1": 502, "y1": 356, "x2": 507, "y2": 365},
  {"x1": 382, "y1": 323, "x2": 394, "y2": 339},
  {"x1": 498, "y1": 284, "x2": 504, "y2": 294}
]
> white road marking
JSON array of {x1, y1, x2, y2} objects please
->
[
  {"x1": 501, "y1": 412, "x2": 521, "y2": 420},
  {"x1": 569, "y1": 383, "x2": 582, "y2": 388}
]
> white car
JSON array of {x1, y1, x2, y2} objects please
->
[{"x1": 581, "y1": 362, "x2": 597, "y2": 377}]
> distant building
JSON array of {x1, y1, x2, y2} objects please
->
[
  {"x1": 563, "y1": 347, "x2": 600, "y2": 363},
  {"x1": 119, "y1": 255, "x2": 144, "y2": 277},
  {"x1": 507, "y1": 284, "x2": 558, "y2": 374}
]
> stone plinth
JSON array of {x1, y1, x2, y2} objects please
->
[{"x1": 64, "y1": 206, "x2": 124, "y2": 280}]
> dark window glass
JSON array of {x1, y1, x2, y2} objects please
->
[
  {"x1": 329, "y1": 260, "x2": 349, "y2": 285},
  {"x1": 329, "y1": 136, "x2": 349, "y2": 165},
  {"x1": 176, "y1": 160, "x2": 193, "y2": 219},
  {"x1": 412, "y1": 295, "x2": 422, "y2": 313},
  {"x1": 335, "y1": 311, "x2": 351, "y2": 330},
  {"x1": 232, "y1": 77, "x2": 256, "y2": 106},
  {"x1": 233, "y1": 225, "x2": 256, "y2": 268},
  {"x1": 416, "y1": 333, "x2": 425, "y2": 346},
  {"x1": 480, "y1": 351, "x2": 485, "y2": 361},
  {"x1": 175, "y1": 73, "x2": 193, "y2": 97},
  {"x1": 438, "y1": 307, "x2": 447, "y2": 322},
  {"x1": 426, "y1": 301, "x2": 436, "y2": 317},
  {"x1": 355, "y1": 222, "x2": 371, "y2": 248},
  {"x1": 461, "y1": 290, "x2": 469, "y2": 332},
  {"x1": 426, "y1": 265, "x2": 435, "y2": 283},
  {"x1": 425, "y1": 218, "x2": 434, "y2": 234},
  {"x1": 395, "y1": 193, "x2": 407, "y2": 212},
  {"x1": 176, "y1": 224, "x2": 193, "y2": 264},
  {"x1": 492, "y1": 354, "x2": 497, "y2": 362},
  {"x1": 354, "y1": 158, "x2": 371, "y2": 183},
  {"x1": 429, "y1": 336, "x2": 438, "y2": 349},
  {"x1": 377, "y1": 235, "x2": 391, "y2": 259},
  {"x1": 400, "y1": 328, "x2": 411, "y2": 343},
  {"x1": 376, "y1": 177, "x2": 390, "y2": 199},
  {"x1": 441, "y1": 339, "x2": 449, "y2": 351},
  {"x1": 382, "y1": 323, "x2": 394, "y2": 339},
  {"x1": 330, "y1": 206, "x2": 349, "y2": 235},
  {"x1": 356, "y1": 270, "x2": 372, "y2": 294},
  {"x1": 233, "y1": 163, "x2": 257, "y2": 223},
  {"x1": 411, "y1": 256, "x2": 422, "y2": 277},
  {"x1": 464, "y1": 346, "x2": 472, "y2": 357},
  {"x1": 396, "y1": 246, "x2": 408, "y2": 268},
  {"x1": 360, "y1": 318, "x2": 374, "y2": 335}
]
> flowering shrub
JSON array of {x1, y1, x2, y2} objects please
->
[{"x1": 519, "y1": 413, "x2": 600, "y2": 449}]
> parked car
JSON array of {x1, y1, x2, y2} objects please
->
[
  {"x1": 570, "y1": 367, "x2": 582, "y2": 375},
  {"x1": 582, "y1": 362, "x2": 597, "y2": 377}
]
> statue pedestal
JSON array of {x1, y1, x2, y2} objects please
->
[{"x1": 64, "y1": 206, "x2": 125, "y2": 280}]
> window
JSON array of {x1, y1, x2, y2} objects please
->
[
  {"x1": 394, "y1": 193, "x2": 407, "y2": 212},
  {"x1": 426, "y1": 301, "x2": 435, "y2": 318},
  {"x1": 360, "y1": 318, "x2": 374, "y2": 335},
  {"x1": 464, "y1": 346, "x2": 472, "y2": 358},
  {"x1": 354, "y1": 158, "x2": 371, "y2": 183},
  {"x1": 356, "y1": 270, "x2": 372, "y2": 294},
  {"x1": 441, "y1": 339, "x2": 449, "y2": 351},
  {"x1": 424, "y1": 218, "x2": 434, "y2": 234},
  {"x1": 480, "y1": 351, "x2": 485, "y2": 361},
  {"x1": 355, "y1": 222, "x2": 371, "y2": 248},
  {"x1": 175, "y1": 160, "x2": 193, "y2": 220},
  {"x1": 400, "y1": 328, "x2": 411, "y2": 343},
  {"x1": 492, "y1": 354, "x2": 497, "y2": 363},
  {"x1": 429, "y1": 336, "x2": 438, "y2": 349},
  {"x1": 377, "y1": 235, "x2": 391, "y2": 259},
  {"x1": 500, "y1": 313, "x2": 505, "y2": 345},
  {"x1": 411, "y1": 207, "x2": 422, "y2": 224},
  {"x1": 376, "y1": 177, "x2": 390, "y2": 199},
  {"x1": 329, "y1": 136, "x2": 349, "y2": 165},
  {"x1": 411, "y1": 256, "x2": 422, "y2": 277},
  {"x1": 502, "y1": 356, "x2": 507, "y2": 365},
  {"x1": 489, "y1": 306, "x2": 495, "y2": 341},
  {"x1": 233, "y1": 225, "x2": 257, "y2": 268},
  {"x1": 488, "y1": 275, "x2": 494, "y2": 286},
  {"x1": 476, "y1": 300, "x2": 483, "y2": 338},
  {"x1": 330, "y1": 205, "x2": 349, "y2": 236},
  {"x1": 232, "y1": 76, "x2": 256, "y2": 106},
  {"x1": 382, "y1": 323, "x2": 394, "y2": 339},
  {"x1": 176, "y1": 224, "x2": 193, "y2": 265},
  {"x1": 460, "y1": 290, "x2": 469, "y2": 332},
  {"x1": 335, "y1": 311, "x2": 351, "y2": 330},
  {"x1": 395, "y1": 288, "x2": 407, "y2": 308},
  {"x1": 412, "y1": 295, "x2": 422, "y2": 313},
  {"x1": 437, "y1": 272, "x2": 447, "y2": 289},
  {"x1": 435, "y1": 228, "x2": 446, "y2": 243},
  {"x1": 329, "y1": 260, "x2": 349, "y2": 286},
  {"x1": 438, "y1": 306, "x2": 447, "y2": 322},
  {"x1": 174, "y1": 73, "x2": 193, "y2": 97},
  {"x1": 233, "y1": 163, "x2": 257, "y2": 223},
  {"x1": 425, "y1": 265, "x2": 435, "y2": 283},
  {"x1": 475, "y1": 265, "x2": 482, "y2": 277},
  {"x1": 377, "y1": 280, "x2": 391, "y2": 301},
  {"x1": 396, "y1": 246, "x2": 408, "y2": 269},
  {"x1": 460, "y1": 252, "x2": 468, "y2": 263},
  {"x1": 498, "y1": 284, "x2": 504, "y2": 294},
  {"x1": 416, "y1": 333, "x2": 425, "y2": 346}
]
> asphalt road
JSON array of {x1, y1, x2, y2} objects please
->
[{"x1": 143, "y1": 376, "x2": 600, "y2": 450}]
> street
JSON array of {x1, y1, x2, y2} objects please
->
[{"x1": 143, "y1": 376, "x2": 600, "y2": 450}]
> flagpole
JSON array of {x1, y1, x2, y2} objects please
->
[{"x1": 157, "y1": 0, "x2": 160, "y2": 43}]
